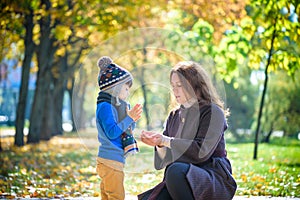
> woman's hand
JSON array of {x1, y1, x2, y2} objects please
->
[
  {"x1": 127, "y1": 104, "x2": 143, "y2": 122},
  {"x1": 140, "y1": 130, "x2": 163, "y2": 146}
]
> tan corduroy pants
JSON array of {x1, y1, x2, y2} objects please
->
[{"x1": 96, "y1": 157, "x2": 125, "y2": 200}]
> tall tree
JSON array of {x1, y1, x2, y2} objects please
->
[
  {"x1": 261, "y1": 70, "x2": 300, "y2": 142},
  {"x1": 0, "y1": 0, "x2": 36, "y2": 146},
  {"x1": 245, "y1": 0, "x2": 300, "y2": 159},
  {"x1": 28, "y1": 0, "x2": 55, "y2": 142},
  {"x1": 15, "y1": 2, "x2": 35, "y2": 146}
]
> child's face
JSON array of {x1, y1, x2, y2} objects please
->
[{"x1": 118, "y1": 83, "x2": 130, "y2": 100}]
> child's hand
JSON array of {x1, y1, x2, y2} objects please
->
[{"x1": 127, "y1": 104, "x2": 143, "y2": 122}]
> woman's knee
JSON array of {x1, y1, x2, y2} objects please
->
[
  {"x1": 165, "y1": 162, "x2": 190, "y2": 182},
  {"x1": 165, "y1": 162, "x2": 194, "y2": 200}
]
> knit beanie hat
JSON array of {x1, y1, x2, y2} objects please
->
[{"x1": 97, "y1": 56, "x2": 133, "y2": 91}]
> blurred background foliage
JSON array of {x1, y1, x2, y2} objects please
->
[{"x1": 0, "y1": 0, "x2": 299, "y2": 152}]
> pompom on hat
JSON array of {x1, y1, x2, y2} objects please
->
[{"x1": 97, "y1": 56, "x2": 132, "y2": 91}]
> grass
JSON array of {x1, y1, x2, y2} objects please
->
[
  {"x1": 228, "y1": 143, "x2": 300, "y2": 197},
  {"x1": 0, "y1": 131, "x2": 299, "y2": 198}
]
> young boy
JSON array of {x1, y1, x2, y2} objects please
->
[{"x1": 96, "y1": 56, "x2": 143, "y2": 200}]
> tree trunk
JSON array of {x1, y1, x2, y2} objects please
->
[
  {"x1": 52, "y1": 84, "x2": 64, "y2": 135},
  {"x1": 27, "y1": 0, "x2": 53, "y2": 143},
  {"x1": 39, "y1": 44, "x2": 58, "y2": 140},
  {"x1": 40, "y1": 72, "x2": 54, "y2": 140},
  {"x1": 51, "y1": 55, "x2": 68, "y2": 136},
  {"x1": 54, "y1": 42, "x2": 88, "y2": 133},
  {"x1": 15, "y1": 7, "x2": 34, "y2": 146},
  {"x1": 28, "y1": 73, "x2": 48, "y2": 143},
  {"x1": 68, "y1": 78, "x2": 77, "y2": 132},
  {"x1": 262, "y1": 126, "x2": 273, "y2": 143},
  {"x1": 253, "y1": 22, "x2": 277, "y2": 159}
]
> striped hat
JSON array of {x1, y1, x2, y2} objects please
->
[{"x1": 97, "y1": 56, "x2": 132, "y2": 91}]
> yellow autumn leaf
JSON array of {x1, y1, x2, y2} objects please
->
[
  {"x1": 56, "y1": 47, "x2": 65, "y2": 57},
  {"x1": 88, "y1": 175, "x2": 99, "y2": 182},
  {"x1": 75, "y1": 29, "x2": 87, "y2": 38},
  {"x1": 93, "y1": 191, "x2": 100, "y2": 197},
  {"x1": 54, "y1": 25, "x2": 72, "y2": 41},
  {"x1": 269, "y1": 167, "x2": 277, "y2": 173},
  {"x1": 256, "y1": 183, "x2": 263, "y2": 189}
]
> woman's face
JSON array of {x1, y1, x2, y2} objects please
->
[
  {"x1": 171, "y1": 73, "x2": 190, "y2": 105},
  {"x1": 118, "y1": 83, "x2": 130, "y2": 100}
]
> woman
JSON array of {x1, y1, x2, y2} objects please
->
[{"x1": 139, "y1": 61, "x2": 237, "y2": 200}]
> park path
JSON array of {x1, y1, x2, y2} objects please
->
[
  {"x1": 124, "y1": 196, "x2": 298, "y2": 200},
  {"x1": 127, "y1": 195, "x2": 300, "y2": 200},
  {"x1": 17, "y1": 195, "x2": 300, "y2": 200},
  {"x1": 81, "y1": 196, "x2": 300, "y2": 199},
  {"x1": 58, "y1": 195, "x2": 300, "y2": 199}
]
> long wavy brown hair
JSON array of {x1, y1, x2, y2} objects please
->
[{"x1": 170, "y1": 61, "x2": 228, "y2": 116}]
